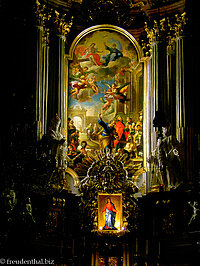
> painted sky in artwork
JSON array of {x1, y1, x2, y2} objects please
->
[
  {"x1": 66, "y1": 27, "x2": 144, "y2": 181},
  {"x1": 68, "y1": 30, "x2": 138, "y2": 115}
]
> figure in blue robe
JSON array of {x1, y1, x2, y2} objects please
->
[
  {"x1": 98, "y1": 113, "x2": 116, "y2": 152},
  {"x1": 102, "y1": 43, "x2": 123, "y2": 66},
  {"x1": 102, "y1": 198, "x2": 117, "y2": 230}
]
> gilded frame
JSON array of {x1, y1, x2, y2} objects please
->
[
  {"x1": 67, "y1": 24, "x2": 143, "y2": 62},
  {"x1": 64, "y1": 25, "x2": 147, "y2": 194},
  {"x1": 98, "y1": 193, "x2": 123, "y2": 231}
]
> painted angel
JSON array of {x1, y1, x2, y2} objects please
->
[
  {"x1": 69, "y1": 61, "x2": 100, "y2": 101},
  {"x1": 102, "y1": 42, "x2": 123, "y2": 66},
  {"x1": 103, "y1": 81, "x2": 130, "y2": 107},
  {"x1": 82, "y1": 43, "x2": 102, "y2": 66},
  {"x1": 100, "y1": 94, "x2": 114, "y2": 113},
  {"x1": 69, "y1": 75, "x2": 88, "y2": 99}
]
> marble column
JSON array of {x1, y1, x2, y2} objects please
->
[
  {"x1": 175, "y1": 35, "x2": 196, "y2": 181},
  {"x1": 48, "y1": 33, "x2": 66, "y2": 134},
  {"x1": 57, "y1": 34, "x2": 66, "y2": 135},
  {"x1": 34, "y1": 0, "x2": 51, "y2": 140},
  {"x1": 35, "y1": 25, "x2": 43, "y2": 140},
  {"x1": 47, "y1": 12, "x2": 73, "y2": 136},
  {"x1": 35, "y1": 28, "x2": 50, "y2": 140},
  {"x1": 173, "y1": 13, "x2": 197, "y2": 181},
  {"x1": 151, "y1": 39, "x2": 168, "y2": 124},
  {"x1": 144, "y1": 16, "x2": 190, "y2": 190},
  {"x1": 34, "y1": 1, "x2": 73, "y2": 144},
  {"x1": 166, "y1": 45, "x2": 176, "y2": 135},
  {"x1": 143, "y1": 57, "x2": 152, "y2": 192},
  {"x1": 42, "y1": 42, "x2": 50, "y2": 135},
  {"x1": 146, "y1": 30, "x2": 168, "y2": 190},
  {"x1": 175, "y1": 36, "x2": 185, "y2": 143}
]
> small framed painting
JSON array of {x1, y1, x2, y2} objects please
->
[{"x1": 98, "y1": 193, "x2": 122, "y2": 231}]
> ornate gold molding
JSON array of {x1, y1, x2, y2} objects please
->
[
  {"x1": 143, "y1": 12, "x2": 187, "y2": 56},
  {"x1": 53, "y1": 10, "x2": 73, "y2": 37},
  {"x1": 174, "y1": 12, "x2": 187, "y2": 38},
  {"x1": 34, "y1": 0, "x2": 47, "y2": 27},
  {"x1": 67, "y1": 24, "x2": 143, "y2": 62},
  {"x1": 34, "y1": 0, "x2": 73, "y2": 44},
  {"x1": 34, "y1": 0, "x2": 51, "y2": 46}
]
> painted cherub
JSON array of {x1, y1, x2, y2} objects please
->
[
  {"x1": 100, "y1": 94, "x2": 114, "y2": 113},
  {"x1": 103, "y1": 82, "x2": 130, "y2": 108},
  {"x1": 88, "y1": 76, "x2": 99, "y2": 95},
  {"x1": 69, "y1": 75, "x2": 88, "y2": 99}
]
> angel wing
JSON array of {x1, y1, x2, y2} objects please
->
[
  {"x1": 118, "y1": 82, "x2": 130, "y2": 93},
  {"x1": 119, "y1": 85, "x2": 129, "y2": 94}
]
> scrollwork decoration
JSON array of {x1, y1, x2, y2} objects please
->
[{"x1": 79, "y1": 149, "x2": 139, "y2": 233}]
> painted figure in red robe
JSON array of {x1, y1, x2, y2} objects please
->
[{"x1": 102, "y1": 198, "x2": 117, "y2": 230}]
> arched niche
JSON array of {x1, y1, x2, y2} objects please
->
[
  {"x1": 68, "y1": 25, "x2": 143, "y2": 62},
  {"x1": 64, "y1": 167, "x2": 80, "y2": 195}
]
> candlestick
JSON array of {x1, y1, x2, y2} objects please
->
[{"x1": 146, "y1": 240, "x2": 148, "y2": 255}]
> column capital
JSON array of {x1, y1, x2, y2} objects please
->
[
  {"x1": 143, "y1": 12, "x2": 187, "y2": 56},
  {"x1": 143, "y1": 18, "x2": 169, "y2": 56},
  {"x1": 34, "y1": 0, "x2": 51, "y2": 46},
  {"x1": 144, "y1": 18, "x2": 169, "y2": 45},
  {"x1": 174, "y1": 12, "x2": 187, "y2": 38},
  {"x1": 52, "y1": 10, "x2": 73, "y2": 39},
  {"x1": 34, "y1": 0, "x2": 47, "y2": 27},
  {"x1": 34, "y1": 0, "x2": 73, "y2": 45}
]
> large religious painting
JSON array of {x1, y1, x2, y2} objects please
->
[
  {"x1": 98, "y1": 193, "x2": 122, "y2": 231},
  {"x1": 66, "y1": 25, "x2": 144, "y2": 180}
]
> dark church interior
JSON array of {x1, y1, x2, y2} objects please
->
[{"x1": 0, "y1": 0, "x2": 200, "y2": 265}]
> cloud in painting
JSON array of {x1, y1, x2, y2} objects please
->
[{"x1": 79, "y1": 56, "x2": 131, "y2": 82}]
